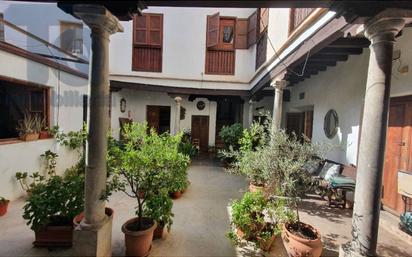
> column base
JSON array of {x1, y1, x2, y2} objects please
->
[
  {"x1": 73, "y1": 214, "x2": 113, "y2": 257},
  {"x1": 339, "y1": 242, "x2": 368, "y2": 257}
]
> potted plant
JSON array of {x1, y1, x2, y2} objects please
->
[
  {"x1": 0, "y1": 197, "x2": 10, "y2": 216},
  {"x1": 107, "y1": 122, "x2": 188, "y2": 257},
  {"x1": 218, "y1": 123, "x2": 243, "y2": 165},
  {"x1": 16, "y1": 112, "x2": 42, "y2": 141},
  {"x1": 143, "y1": 190, "x2": 174, "y2": 240},
  {"x1": 227, "y1": 191, "x2": 294, "y2": 252},
  {"x1": 169, "y1": 164, "x2": 189, "y2": 199},
  {"x1": 22, "y1": 174, "x2": 84, "y2": 247}
]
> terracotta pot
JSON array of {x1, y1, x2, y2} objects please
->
[
  {"x1": 73, "y1": 207, "x2": 114, "y2": 227},
  {"x1": 258, "y1": 234, "x2": 276, "y2": 252},
  {"x1": 20, "y1": 133, "x2": 39, "y2": 141},
  {"x1": 282, "y1": 222, "x2": 322, "y2": 257},
  {"x1": 122, "y1": 217, "x2": 157, "y2": 257},
  {"x1": 0, "y1": 200, "x2": 10, "y2": 216},
  {"x1": 236, "y1": 228, "x2": 245, "y2": 239},
  {"x1": 249, "y1": 183, "x2": 265, "y2": 193},
  {"x1": 33, "y1": 223, "x2": 73, "y2": 247},
  {"x1": 153, "y1": 224, "x2": 164, "y2": 240},
  {"x1": 170, "y1": 191, "x2": 182, "y2": 199},
  {"x1": 39, "y1": 131, "x2": 50, "y2": 139}
]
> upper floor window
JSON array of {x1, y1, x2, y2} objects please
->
[
  {"x1": 255, "y1": 8, "x2": 269, "y2": 70},
  {"x1": 288, "y1": 8, "x2": 316, "y2": 35},
  {"x1": 60, "y1": 21, "x2": 83, "y2": 55},
  {"x1": 132, "y1": 13, "x2": 163, "y2": 72},
  {"x1": 0, "y1": 13, "x2": 5, "y2": 41}
]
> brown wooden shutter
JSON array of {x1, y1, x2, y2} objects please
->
[
  {"x1": 259, "y1": 8, "x2": 269, "y2": 34},
  {"x1": 206, "y1": 12, "x2": 220, "y2": 48},
  {"x1": 235, "y1": 18, "x2": 248, "y2": 49},
  {"x1": 148, "y1": 14, "x2": 163, "y2": 47},
  {"x1": 134, "y1": 14, "x2": 148, "y2": 45},
  {"x1": 247, "y1": 11, "x2": 257, "y2": 48}
]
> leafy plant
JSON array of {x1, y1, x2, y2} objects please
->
[
  {"x1": 16, "y1": 111, "x2": 42, "y2": 136},
  {"x1": 22, "y1": 174, "x2": 84, "y2": 231},
  {"x1": 178, "y1": 142, "x2": 198, "y2": 158},
  {"x1": 143, "y1": 190, "x2": 174, "y2": 231},
  {"x1": 40, "y1": 150, "x2": 58, "y2": 176},
  {"x1": 219, "y1": 123, "x2": 243, "y2": 151},
  {"x1": 107, "y1": 122, "x2": 189, "y2": 230},
  {"x1": 15, "y1": 172, "x2": 45, "y2": 193},
  {"x1": 56, "y1": 123, "x2": 87, "y2": 152}
]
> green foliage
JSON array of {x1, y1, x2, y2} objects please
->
[
  {"x1": 178, "y1": 142, "x2": 198, "y2": 158},
  {"x1": 143, "y1": 190, "x2": 174, "y2": 231},
  {"x1": 47, "y1": 125, "x2": 60, "y2": 136},
  {"x1": 40, "y1": 150, "x2": 58, "y2": 176},
  {"x1": 219, "y1": 123, "x2": 243, "y2": 150},
  {"x1": 239, "y1": 121, "x2": 269, "y2": 153},
  {"x1": 22, "y1": 175, "x2": 84, "y2": 231},
  {"x1": 107, "y1": 122, "x2": 189, "y2": 230},
  {"x1": 56, "y1": 123, "x2": 87, "y2": 151},
  {"x1": 16, "y1": 111, "x2": 43, "y2": 135},
  {"x1": 15, "y1": 172, "x2": 45, "y2": 193}
]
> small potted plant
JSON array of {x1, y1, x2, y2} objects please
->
[
  {"x1": 143, "y1": 190, "x2": 174, "y2": 240},
  {"x1": 16, "y1": 112, "x2": 42, "y2": 141},
  {"x1": 22, "y1": 174, "x2": 84, "y2": 247},
  {"x1": 169, "y1": 165, "x2": 189, "y2": 199},
  {"x1": 0, "y1": 197, "x2": 10, "y2": 216},
  {"x1": 108, "y1": 123, "x2": 188, "y2": 257}
]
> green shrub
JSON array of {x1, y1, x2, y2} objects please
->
[
  {"x1": 219, "y1": 123, "x2": 243, "y2": 150},
  {"x1": 143, "y1": 190, "x2": 174, "y2": 231}
]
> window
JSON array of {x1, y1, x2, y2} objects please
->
[
  {"x1": 0, "y1": 77, "x2": 49, "y2": 140},
  {"x1": 255, "y1": 8, "x2": 269, "y2": 69},
  {"x1": 60, "y1": 21, "x2": 83, "y2": 54},
  {"x1": 132, "y1": 13, "x2": 163, "y2": 72},
  {"x1": 289, "y1": 8, "x2": 316, "y2": 35},
  {"x1": 0, "y1": 13, "x2": 4, "y2": 41}
]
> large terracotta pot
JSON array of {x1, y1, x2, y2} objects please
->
[
  {"x1": 73, "y1": 207, "x2": 114, "y2": 226},
  {"x1": 122, "y1": 217, "x2": 157, "y2": 257},
  {"x1": 249, "y1": 183, "x2": 265, "y2": 193},
  {"x1": 33, "y1": 223, "x2": 73, "y2": 247},
  {"x1": 39, "y1": 131, "x2": 50, "y2": 139},
  {"x1": 0, "y1": 200, "x2": 10, "y2": 216},
  {"x1": 282, "y1": 222, "x2": 322, "y2": 257}
]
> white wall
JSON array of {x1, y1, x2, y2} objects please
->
[
  {"x1": 283, "y1": 27, "x2": 412, "y2": 165},
  {"x1": 111, "y1": 89, "x2": 217, "y2": 146},
  {"x1": 109, "y1": 7, "x2": 257, "y2": 89},
  {"x1": 0, "y1": 49, "x2": 88, "y2": 200},
  {"x1": 266, "y1": 8, "x2": 290, "y2": 61},
  {"x1": 0, "y1": 1, "x2": 91, "y2": 74}
]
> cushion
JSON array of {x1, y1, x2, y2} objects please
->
[
  {"x1": 303, "y1": 161, "x2": 321, "y2": 175},
  {"x1": 400, "y1": 212, "x2": 412, "y2": 234},
  {"x1": 330, "y1": 176, "x2": 356, "y2": 188},
  {"x1": 318, "y1": 162, "x2": 341, "y2": 181}
]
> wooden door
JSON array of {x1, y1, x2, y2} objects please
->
[
  {"x1": 286, "y1": 112, "x2": 305, "y2": 136},
  {"x1": 146, "y1": 106, "x2": 160, "y2": 132},
  {"x1": 192, "y1": 115, "x2": 209, "y2": 153},
  {"x1": 382, "y1": 96, "x2": 412, "y2": 214}
]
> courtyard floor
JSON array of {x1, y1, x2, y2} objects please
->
[{"x1": 0, "y1": 158, "x2": 411, "y2": 257}]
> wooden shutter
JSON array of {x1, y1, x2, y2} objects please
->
[
  {"x1": 247, "y1": 11, "x2": 257, "y2": 48},
  {"x1": 148, "y1": 14, "x2": 163, "y2": 47},
  {"x1": 206, "y1": 12, "x2": 220, "y2": 48},
  {"x1": 235, "y1": 18, "x2": 248, "y2": 49},
  {"x1": 259, "y1": 8, "x2": 269, "y2": 34},
  {"x1": 134, "y1": 14, "x2": 148, "y2": 45}
]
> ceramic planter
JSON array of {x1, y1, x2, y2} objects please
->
[
  {"x1": 20, "y1": 133, "x2": 39, "y2": 141},
  {"x1": 170, "y1": 191, "x2": 182, "y2": 199},
  {"x1": 122, "y1": 217, "x2": 157, "y2": 257},
  {"x1": 0, "y1": 200, "x2": 10, "y2": 216},
  {"x1": 282, "y1": 222, "x2": 322, "y2": 257},
  {"x1": 33, "y1": 223, "x2": 73, "y2": 247}
]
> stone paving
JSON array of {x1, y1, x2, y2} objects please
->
[{"x1": 0, "y1": 159, "x2": 411, "y2": 257}]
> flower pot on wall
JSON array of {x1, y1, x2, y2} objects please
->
[
  {"x1": 282, "y1": 222, "x2": 322, "y2": 257},
  {"x1": 248, "y1": 183, "x2": 265, "y2": 193},
  {"x1": 39, "y1": 131, "x2": 50, "y2": 139},
  {"x1": 122, "y1": 217, "x2": 157, "y2": 257},
  {"x1": 0, "y1": 200, "x2": 10, "y2": 216},
  {"x1": 20, "y1": 133, "x2": 39, "y2": 141}
]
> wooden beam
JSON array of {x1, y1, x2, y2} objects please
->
[
  {"x1": 320, "y1": 47, "x2": 363, "y2": 55},
  {"x1": 328, "y1": 37, "x2": 370, "y2": 48},
  {"x1": 309, "y1": 53, "x2": 349, "y2": 62}
]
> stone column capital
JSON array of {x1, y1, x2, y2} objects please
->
[
  {"x1": 73, "y1": 4, "x2": 124, "y2": 35},
  {"x1": 248, "y1": 99, "x2": 255, "y2": 105},
  {"x1": 364, "y1": 17, "x2": 405, "y2": 44},
  {"x1": 174, "y1": 96, "x2": 183, "y2": 103},
  {"x1": 271, "y1": 80, "x2": 289, "y2": 90}
]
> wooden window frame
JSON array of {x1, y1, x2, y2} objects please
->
[
  {"x1": 59, "y1": 21, "x2": 83, "y2": 55},
  {"x1": 288, "y1": 8, "x2": 316, "y2": 35},
  {"x1": 0, "y1": 75, "x2": 50, "y2": 144},
  {"x1": 132, "y1": 13, "x2": 163, "y2": 72}
]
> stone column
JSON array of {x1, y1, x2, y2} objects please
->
[
  {"x1": 72, "y1": 5, "x2": 123, "y2": 257},
  {"x1": 248, "y1": 99, "x2": 255, "y2": 127},
  {"x1": 174, "y1": 96, "x2": 182, "y2": 134},
  {"x1": 340, "y1": 17, "x2": 405, "y2": 257},
  {"x1": 271, "y1": 80, "x2": 288, "y2": 131}
]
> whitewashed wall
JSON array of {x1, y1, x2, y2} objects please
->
[
  {"x1": 0, "y1": 49, "x2": 88, "y2": 200},
  {"x1": 283, "y1": 27, "x2": 412, "y2": 165},
  {"x1": 0, "y1": 1, "x2": 91, "y2": 74},
  {"x1": 109, "y1": 7, "x2": 256, "y2": 90},
  {"x1": 111, "y1": 89, "x2": 217, "y2": 146}
]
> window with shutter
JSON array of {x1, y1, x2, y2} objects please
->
[
  {"x1": 247, "y1": 11, "x2": 257, "y2": 48},
  {"x1": 0, "y1": 13, "x2": 4, "y2": 41},
  {"x1": 132, "y1": 13, "x2": 163, "y2": 72},
  {"x1": 60, "y1": 21, "x2": 83, "y2": 54},
  {"x1": 235, "y1": 18, "x2": 248, "y2": 49},
  {"x1": 258, "y1": 8, "x2": 269, "y2": 35},
  {"x1": 206, "y1": 12, "x2": 219, "y2": 48}
]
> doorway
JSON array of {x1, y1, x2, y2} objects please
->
[
  {"x1": 191, "y1": 115, "x2": 209, "y2": 153},
  {"x1": 286, "y1": 110, "x2": 313, "y2": 139},
  {"x1": 382, "y1": 96, "x2": 412, "y2": 214},
  {"x1": 146, "y1": 105, "x2": 171, "y2": 134}
]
